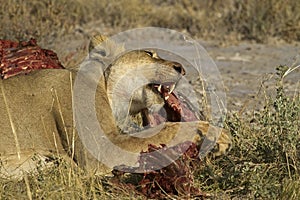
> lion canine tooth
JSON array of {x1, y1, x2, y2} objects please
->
[
  {"x1": 165, "y1": 95, "x2": 169, "y2": 100},
  {"x1": 158, "y1": 84, "x2": 162, "y2": 92},
  {"x1": 168, "y1": 84, "x2": 175, "y2": 94}
]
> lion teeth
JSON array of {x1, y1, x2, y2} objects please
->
[
  {"x1": 165, "y1": 95, "x2": 169, "y2": 100},
  {"x1": 158, "y1": 84, "x2": 162, "y2": 92},
  {"x1": 168, "y1": 84, "x2": 175, "y2": 94}
]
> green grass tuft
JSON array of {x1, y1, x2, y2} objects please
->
[{"x1": 196, "y1": 65, "x2": 300, "y2": 199}]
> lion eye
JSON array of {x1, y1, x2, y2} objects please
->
[
  {"x1": 145, "y1": 50, "x2": 160, "y2": 59},
  {"x1": 145, "y1": 50, "x2": 153, "y2": 57},
  {"x1": 173, "y1": 63, "x2": 185, "y2": 75}
]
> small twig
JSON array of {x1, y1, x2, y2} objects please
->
[
  {"x1": 282, "y1": 64, "x2": 300, "y2": 79},
  {"x1": 70, "y1": 72, "x2": 75, "y2": 160},
  {"x1": 1, "y1": 83, "x2": 21, "y2": 160},
  {"x1": 24, "y1": 174, "x2": 33, "y2": 200},
  {"x1": 53, "y1": 88, "x2": 70, "y2": 147}
]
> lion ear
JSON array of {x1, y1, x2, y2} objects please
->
[
  {"x1": 89, "y1": 34, "x2": 108, "y2": 52},
  {"x1": 88, "y1": 34, "x2": 125, "y2": 72}
]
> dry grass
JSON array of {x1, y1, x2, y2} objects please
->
[
  {"x1": 195, "y1": 66, "x2": 300, "y2": 199},
  {"x1": 1, "y1": 0, "x2": 299, "y2": 45},
  {"x1": 1, "y1": 66, "x2": 299, "y2": 199},
  {"x1": 1, "y1": 0, "x2": 300, "y2": 199}
]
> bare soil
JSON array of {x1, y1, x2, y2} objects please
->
[{"x1": 201, "y1": 40, "x2": 300, "y2": 111}]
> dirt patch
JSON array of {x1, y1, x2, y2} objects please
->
[{"x1": 200, "y1": 40, "x2": 300, "y2": 111}]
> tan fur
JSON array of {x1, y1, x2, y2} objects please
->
[
  {"x1": 90, "y1": 35, "x2": 186, "y2": 131},
  {"x1": 0, "y1": 35, "x2": 231, "y2": 177},
  {"x1": 106, "y1": 50, "x2": 186, "y2": 131}
]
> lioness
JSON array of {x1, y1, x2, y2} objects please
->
[{"x1": 0, "y1": 35, "x2": 231, "y2": 177}]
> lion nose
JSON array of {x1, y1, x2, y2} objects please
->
[{"x1": 173, "y1": 63, "x2": 185, "y2": 75}]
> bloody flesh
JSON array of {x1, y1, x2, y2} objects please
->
[
  {"x1": 146, "y1": 83, "x2": 199, "y2": 126},
  {"x1": 0, "y1": 38, "x2": 64, "y2": 79}
]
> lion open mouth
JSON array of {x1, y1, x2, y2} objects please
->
[{"x1": 144, "y1": 82, "x2": 201, "y2": 127}]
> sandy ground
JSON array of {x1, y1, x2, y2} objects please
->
[{"x1": 201, "y1": 40, "x2": 300, "y2": 112}]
